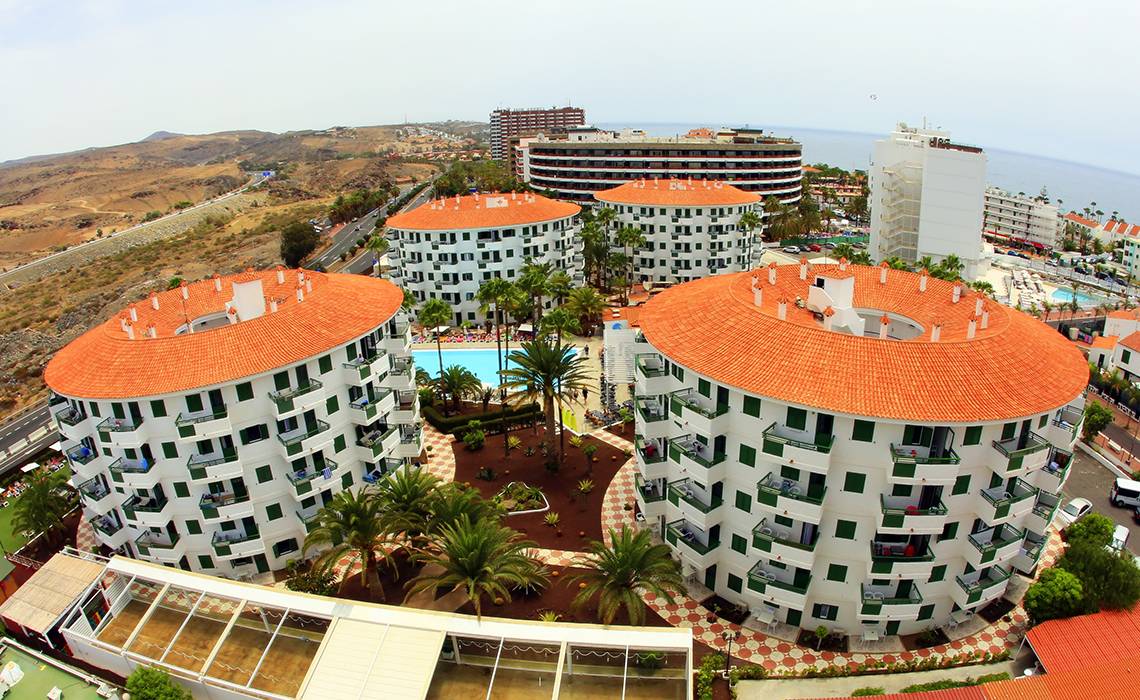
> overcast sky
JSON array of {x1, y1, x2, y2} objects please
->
[{"x1": 2, "y1": 0, "x2": 1137, "y2": 173}]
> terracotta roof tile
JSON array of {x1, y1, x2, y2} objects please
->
[
  {"x1": 1120, "y1": 331, "x2": 1140, "y2": 352},
  {"x1": 387, "y1": 192, "x2": 579, "y2": 231},
  {"x1": 1063, "y1": 212, "x2": 1099, "y2": 228},
  {"x1": 638, "y1": 264, "x2": 1087, "y2": 421},
  {"x1": 595, "y1": 178, "x2": 760, "y2": 207},
  {"x1": 1089, "y1": 334, "x2": 1118, "y2": 349},
  {"x1": 45, "y1": 270, "x2": 403, "y2": 399},
  {"x1": 1107, "y1": 309, "x2": 1140, "y2": 321},
  {"x1": 1026, "y1": 603, "x2": 1140, "y2": 675}
]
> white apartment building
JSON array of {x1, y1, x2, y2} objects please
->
[
  {"x1": 983, "y1": 187, "x2": 1061, "y2": 250},
  {"x1": 594, "y1": 179, "x2": 763, "y2": 284},
  {"x1": 870, "y1": 123, "x2": 989, "y2": 280},
  {"x1": 386, "y1": 192, "x2": 582, "y2": 325},
  {"x1": 627, "y1": 262, "x2": 1086, "y2": 636},
  {"x1": 45, "y1": 269, "x2": 421, "y2": 578}
]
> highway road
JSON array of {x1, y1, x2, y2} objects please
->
[
  {"x1": 307, "y1": 183, "x2": 423, "y2": 271},
  {"x1": 0, "y1": 404, "x2": 50, "y2": 454},
  {"x1": 343, "y1": 182, "x2": 434, "y2": 275}
]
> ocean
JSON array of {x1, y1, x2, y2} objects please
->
[{"x1": 596, "y1": 122, "x2": 1140, "y2": 221}]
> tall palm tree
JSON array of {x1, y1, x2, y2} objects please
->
[
  {"x1": 939, "y1": 254, "x2": 964, "y2": 281},
  {"x1": 365, "y1": 235, "x2": 390, "y2": 277},
  {"x1": 401, "y1": 289, "x2": 417, "y2": 312},
  {"x1": 568, "y1": 526, "x2": 685, "y2": 625},
  {"x1": 580, "y1": 222, "x2": 605, "y2": 288},
  {"x1": 406, "y1": 515, "x2": 548, "y2": 619},
  {"x1": 615, "y1": 225, "x2": 645, "y2": 294},
  {"x1": 595, "y1": 206, "x2": 617, "y2": 288},
  {"x1": 1041, "y1": 299, "x2": 1054, "y2": 322},
  {"x1": 539, "y1": 307, "x2": 581, "y2": 345},
  {"x1": 425, "y1": 483, "x2": 501, "y2": 537},
  {"x1": 916, "y1": 256, "x2": 935, "y2": 274},
  {"x1": 832, "y1": 242, "x2": 855, "y2": 261},
  {"x1": 737, "y1": 209, "x2": 762, "y2": 266},
  {"x1": 885, "y1": 256, "x2": 911, "y2": 270},
  {"x1": 11, "y1": 468, "x2": 74, "y2": 549},
  {"x1": 547, "y1": 270, "x2": 573, "y2": 306},
  {"x1": 374, "y1": 466, "x2": 441, "y2": 549},
  {"x1": 517, "y1": 261, "x2": 553, "y2": 323},
  {"x1": 417, "y1": 298, "x2": 453, "y2": 404},
  {"x1": 565, "y1": 286, "x2": 605, "y2": 332},
  {"x1": 436, "y1": 365, "x2": 481, "y2": 413},
  {"x1": 502, "y1": 340, "x2": 592, "y2": 465},
  {"x1": 304, "y1": 489, "x2": 394, "y2": 597},
  {"x1": 477, "y1": 278, "x2": 517, "y2": 452}
]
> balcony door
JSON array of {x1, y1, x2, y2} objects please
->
[
  {"x1": 800, "y1": 522, "x2": 817, "y2": 547},
  {"x1": 208, "y1": 389, "x2": 224, "y2": 413},
  {"x1": 295, "y1": 364, "x2": 310, "y2": 388},
  {"x1": 814, "y1": 414, "x2": 834, "y2": 446}
]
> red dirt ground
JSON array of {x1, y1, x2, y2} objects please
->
[{"x1": 452, "y1": 427, "x2": 630, "y2": 550}]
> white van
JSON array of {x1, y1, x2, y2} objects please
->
[
  {"x1": 1110, "y1": 477, "x2": 1140, "y2": 509},
  {"x1": 1107, "y1": 525, "x2": 1130, "y2": 553}
]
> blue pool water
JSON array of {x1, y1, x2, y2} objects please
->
[
  {"x1": 1051, "y1": 288, "x2": 1101, "y2": 307},
  {"x1": 413, "y1": 348, "x2": 577, "y2": 386}
]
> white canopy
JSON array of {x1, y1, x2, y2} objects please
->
[
  {"x1": 20, "y1": 462, "x2": 39, "y2": 473},
  {"x1": 430, "y1": 325, "x2": 449, "y2": 334},
  {"x1": 517, "y1": 323, "x2": 534, "y2": 333}
]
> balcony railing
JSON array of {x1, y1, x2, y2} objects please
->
[
  {"x1": 175, "y1": 407, "x2": 228, "y2": 427},
  {"x1": 667, "y1": 478, "x2": 722, "y2": 513},
  {"x1": 212, "y1": 529, "x2": 260, "y2": 556},
  {"x1": 880, "y1": 495, "x2": 947, "y2": 527},
  {"x1": 287, "y1": 458, "x2": 340, "y2": 494},
  {"x1": 956, "y1": 566, "x2": 1012, "y2": 602},
  {"x1": 889, "y1": 444, "x2": 960, "y2": 465},
  {"x1": 277, "y1": 420, "x2": 331, "y2": 448},
  {"x1": 56, "y1": 407, "x2": 87, "y2": 427},
  {"x1": 64, "y1": 443, "x2": 97, "y2": 465},
  {"x1": 747, "y1": 561, "x2": 810, "y2": 596},
  {"x1": 861, "y1": 582, "x2": 922, "y2": 606},
  {"x1": 91, "y1": 516, "x2": 122, "y2": 537},
  {"x1": 187, "y1": 450, "x2": 238, "y2": 470},
  {"x1": 635, "y1": 436, "x2": 666, "y2": 464},
  {"x1": 97, "y1": 416, "x2": 142, "y2": 433},
  {"x1": 635, "y1": 354, "x2": 666, "y2": 379},
  {"x1": 665, "y1": 519, "x2": 718, "y2": 555},
  {"x1": 268, "y1": 379, "x2": 324, "y2": 412},
  {"x1": 122, "y1": 494, "x2": 168, "y2": 520},
  {"x1": 343, "y1": 351, "x2": 387, "y2": 379},
  {"x1": 756, "y1": 472, "x2": 827, "y2": 505},
  {"x1": 980, "y1": 477, "x2": 1037, "y2": 514},
  {"x1": 135, "y1": 531, "x2": 180, "y2": 555},
  {"x1": 992, "y1": 431, "x2": 1048, "y2": 463},
  {"x1": 634, "y1": 474, "x2": 666, "y2": 502},
  {"x1": 636, "y1": 398, "x2": 667, "y2": 423},
  {"x1": 667, "y1": 437, "x2": 726, "y2": 469},
  {"x1": 669, "y1": 390, "x2": 728, "y2": 420},
  {"x1": 108, "y1": 457, "x2": 153, "y2": 475},
  {"x1": 77, "y1": 478, "x2": 110, "y2": 501},
  {"x1": 870, "y1": 540, "x2": 934, "y2": 569},
  {"x1": 969, "y1": 524, "x2": 1024, "y2": 557},
  {"x1": 752, "y1": 518, "x2": 818, "y2": 552},
  {"x1": 762, "y1": 422, "x2": 834, "y2": 453},
  {"x1": 199, "y1": 491, "x2": 251, "y2": 519}
]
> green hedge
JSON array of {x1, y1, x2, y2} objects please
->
[
  {"x1": 900, "y1": 673, "x2": 1010, "y2": 693},
  {"x1": 422, "y1": 403, "x2": 542, "y2": 435}
]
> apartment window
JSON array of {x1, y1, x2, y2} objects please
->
[
  {"x1": 835, "y1": 520, "x2": 857, "y2": 540},
  {"x1": 952, "y1": 474, "x2": 971, "y2": 496},
  {"x1": 963, "y1": 426, "x2": 983, "y2": 445},
  {"x1": 173, "y1": 482, "x2": 190, "y2": 498},
  {"x1": 342, "y1": 472, "x2": 354, "y2": 489},
  {"x1": 197, "y1": 555, "x2": 214, "y2": 569},
  {"x1": 185, "y1": 394, "x2": 204, "y2": 413},
  {"x1": 826, "y1": 563, "x2": 847, "y2": 583},
  {"x1": 318, "y1": 355, "x2": 332, "y2": 374},
  {"x1": 892, "y1": 483, "x2": 914, "y2": 498},
  {"x1": 273, "y1": 538, "x2": 300, "y2": 557},
  {"x1": 775, "y1": 515, "x2": 794, "y2": 528},
  {"x1": 1125, "y1": 349, "x2": 1133, "y2": 364},
  {"x1": 150, "y1": 400, "x2": 167, "y2": 418},
  {"x1": 326, "y1": 396, "x2": 339, "y2": 415},
  {"x1": 739, "y1": 444, "x2": 756, "y2": 467},
  {"x1": 236, "y1": 382, "x2": 254, "y2": 402},
  {"x1": 735, "y1": 490, "x2": 752, "y2": 513},
  {"x1": 929, "y1": 564, "x2": 947, "y2": 583},
  {"x1": 743, "y1": 396, "x2": 761, "y2": 417},
  {"x1": 88, "y1": 401, "x2": 101, "y2": 417},
  {"x1": 334, "y1": 434, "x2": 347, "y2": 453},
  {"x1": 1038, "y1": 414, "x2": 1049, "y2": 429},
  {"x1": 843, "y1": 471, "x2": 866, "y2": 494},
  {"x1": 851, "y1": 419, "x2": 875, "y2": 442},
  {"x1": 698, "y1": 379, "x2": 711, "y2": 398},
  {"x1": 240, "y1": 424, "x2": 269, "y2": 445},
  {"x1": 727, "y1": 573, "x2": 743, "y2": 593},
  {"x1": 255, "y1": 465, "x2": 273, "y2": 484},
  {"x1": 780, "y1": 466, "x2": 800, "y2": 481},
  {"x1": 1001, "y1": 422, "x2": 1017, "y2": 441},
  {"x1": 811, "y1": 603, "x2": 838, "y2": 621},
  {"x1": 786, "y1": 407, "x2": 807, "y2": 431},
  {"x1": 266, "y1": 503, "x2": 283, "y2": 521},
  {"x1": 161, "y1": 442, "x2": 178, "y2": 460},
  {"x1": 185, "y1": 520, "x2": 202, "y2": 535},
  {"x1": 917, "y1": 604, "x2": 935, "y2": 621},
  {"x1": 731, "y1": 534, "x2": 747, "y2": 554},
  {"x1": 938, "y1": 521, "x2": 959, "y2": 542}
]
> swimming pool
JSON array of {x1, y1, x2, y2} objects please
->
[
  {"x1": 413, "y1": 348, "x2": 577, "y2": 386},
  {"x1": 1051, "y1": 288, "x2": 1102, "y2": 307}
]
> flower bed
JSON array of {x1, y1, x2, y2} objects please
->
[{"x1": 495, "y1": 481, "x2": 550, "y2": 515}]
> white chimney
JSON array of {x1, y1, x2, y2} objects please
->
[
  {"x1": 125, "y1": 322, "x2": 135, "y2": 340},
  {"x1": 119, "y1": 316, "x2": 128, "y2": 332},
  {"x1": 180, "y1": 282, "x2": 189, "y2": 300},
  {"x1": 952, "y1": 283, "x2": 962, "y2": 304},
  {"x1": 919, "y1": 270, "x2": 928, "y2": 293},
  {"x1": 753, "y1": 286, "x2": 763, "y2": 308},
  {"x1": 128, "y1": 305, "x2": 138, "y2": 322},
  {"x1": 230, "y1": 278, "x2": 267, "y2": 321},
  {"x1": 799, "y1": 258, "x2": 808, "y2": 280},
  {"x1": 768, "y1": 263, "x2": 777, "y2": 285},
  {"x1": 838, "y1": 257, "x2": 848, "y2": 272},
  {"x1": 213, "y1": 274, "x2": 222, "y2": 292},
  {"x1": 879, "y1": 315, "x2": 890, "y2": 339},
  {"x1": 967, "y1": 318, "x2": 977, "y2": 339},
  {"x1": 276, "y1": 266, "x2": 285, "y2": 285},
  {"x1": 880, "y1": 264, "x2": 888, "y2": 284},
  {"x1": 777, "y1": 298, "x2": 787, "y2": 320},
  {"x1": 305, "y1": 278, "x2": 313, "y2": 294},
  {"x1": 270, "y1": 298, "x2": 279, "y2": 313},
  {"x1": 146, "y1": 324, "x2": 157, "y2": 339},
  {"x1": 981, "y1": 309, "x2": 990, "y2": 329},
  {"x1": 296, "y1": 285, "x2": 305, "y2": 303},
  {"x1": 823, "y1": 307, "x2": 835, "y2": 331},
  {"x1": 931, "y1": 323, "x2": 942, "y2": 342},
  {"x1": 226, "y1": 307, "x2": 238, "y2": 324},
  {"x1": 149, "y1": 292, "x2": 159, "y2": 310},
  {"x1": 975, "y1": 297, "x2": 983, "y2": 316}
]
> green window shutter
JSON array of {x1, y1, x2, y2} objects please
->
[
  {"x1": 963, "y1": 426, "x2": 982, "y2": 445},
  {"x1": 89, "y1": 402, "x2": 101, "y2": 417},
  {"x1": 319, "y1": 355, "x2": 332, "y2": 374},
  {"x1": 1125, "y1": 349, "x2": 1133, "y2": 364},
  {"x1": 939, "y1": 521, "x2": 958, "y2": 542},
  {"x1": 173, "y1": 482, "x2": 190, "y2": 498},
  {"x1": 835, "y1": 519, "x2": 856, "y2": 540},
  {"x1": 255, "y1": 465, "x2": 273, "y2": 484},
  {"x1": 891, "y1": 483, "x2": 912, "y2": 497},
  {"x1": 266, "y1": 503, "x2": 283, "y2": 521},
  {"x1": 786, "y1": 407, "x2": 807, "y2": 431},
  {"x1": 273, "y1": 372, "x2": 290, "y2": 391},
  {"x1": 743, "y1": 396, "x2": 761, "y2": 417},
  {"x1": 161, "y1": 442, "x2": 178, "y2": 460},
  {"x1": 929, "y1": 564, "x2": 946, "y2": 583},
  {"x1": 197, "y1": 555, "x2": 214, "y2": 569},
  {"x1": 738, "y1": 444, "x2": 756, "y2": 467},
  {"x1": 734, "y1": 490, "x2": 751, "y2": 513},
  {"x1": 1001, "y1": 422, "x2": 1016, "y2": 440},
  {"x1": 236, "y1": 382, "x2": 254, "y2": 402},
  {"x1": 326, "y1": 395, "x2": 339, "y2": 415},
  {"x1": 843, "y1": 471, "x2": 866, "y2": 494},
  {"x1": 334, "y1": 434, "x2": 347, "y2": 453},
  {"x1": 186, "y1": 520, "x2": 202, "y2": 535},
  {"x1": 779, "y1": 466, "x2": 800, "y2": 481},
  {"x1": 112, "y1": 403, "x2": 125, "y2": 419},
  {"x1": 826, "y1": 563, "x2": 847, "y2": 582},
  {"x1": 150, "y1": 400, "x2": 167, "y2": 417},
  {"x1": 341, "y1": 472, "x2": 354, "y2": 489},
  {"x1": 952, "y1": 474, "x2": 971, "y2": 496},
  {"x1": 727, "y1": 573, "x2": 743, "y2": 593},
  {"x1": 989, "y1": 471, "x2": 1003, "y2": 489},
  {"x1": 698, "y1": 379, "x2": 711, "y2": 397},
  {"x1": 774, "y1": 515, "x2": 794, "y2": 528},
  {"x1": 851, "y1": 419, "x2": 875, "y2": 442},
  {"x1": 917, "y1": 604, "x2": 935, "y2": 621},
  {"x1": 731, "y1": 533, "x2": 747, "y2": 554},
  {"x1": 1038, "y1": 414, "x2": 1048, "y2": 428}
]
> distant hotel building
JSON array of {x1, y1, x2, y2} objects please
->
[
  {"x1": 516, "y1": 127, "x2": 802, "y2": 204},
  {"x1": 489, "y1": 106, "x2": 585, "y2": 161},
  {"x1": 983, "y1": 187, "x2": 1061, "y2": 250},
  {"x1": 870, "y1": 123, "x2": 988, "y2": 280},
  {"x1": 386, "y1": 192, "x2": 582, "y2": 325},
  {"x1": 594, "y1": 178, "x2": 763, "y2": 283},
  {"x1": 46, "y1": 269, "x2": 420, "y2": 577},
  {"x1": 627, "y1": 261, "x2": 1086, "y2": 637}
]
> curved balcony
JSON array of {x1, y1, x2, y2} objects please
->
[
  {"x1": 349, "y1": 389, "x2": 396, "y2": 424},
  {"x1": 96, "y1": 416, "x2": 145, "y2": 448},
  {"x1": 669, "y1": 389, "x2": 728, "y2": 437},
  {"x1": 122, "y1": 494, "x2": 171, "y2": 528},
  {"x1": 761, "y1": 422, "x2": 833, "y2": 473},
  {"x1": 992, "y1": 432, "x2": 1049, "y2": 475},
  {"x1": 977, "y1": 477, "x2": 1037, "y2": 526},
  {"x1": 175, "y1": 408, "x2": 231, "y2": 440},
  {"x1": 90, "y1": 515, "x2": 128, "y2": 549},
  {"x1": 390, "y1": 392, "x2": 419, "y2": 424},
  {"x1": 664, "y1": 519, "x2": 718, "y2": 567},
  {"x1": 666, "y1": 478, "x2": 723, "y2": 530},
  {"x1": 199, "y1": 491, "x2": 254, "y2": 521},
  {"x1": 756, "y1": 472, "x2": 826, "y2": 524},
  {"x1": 358, "y1": 425, "x2": 399, "y2": 461},
  {"x1": 635, "y1": 398, "x2": 670, "y2": 441},
  {"x1": 1045, "y1": 406, "x2": 1082, "y2": 447},
  {"x1": 187, "y1": 449, "x2": 241, "y2": 481},
  {"x1": 634, "y1": 474, "x2": 667, "y2": 519},
  {"x1": 268, "y1": 379, "x2": 325, "y2": 415},
  {"x1": 343, "y1": 350, "x2": 389, "y2": 384},
  {"x1": 667, "y1": 436, "x2": 727, "y2": 482},
  {"x1": 277, "y1": 420, "x2": 332, "y2": 457},
  {"x1": 212, "y1": 529, "x2": 262, "y2": 559},
  {"x1": 751, "y1": 517, "x2": 817, "y2": 569},
  {"x1": 384, "y1": 359, "x2": 416, "y2": 393},
  {"x1": 108, "y1": 457, "x2": 160, "y2": 489},
  {"x1": 135, "y1": 530, "x2": 184, "y2": 562},
  {"x1": 286, "y1": 457, "x2": 341, "y2": 499},
  {"x1": 869, "y1": 539, "x2": 935, "y2": 577},
  {"x1": 1025, "y1": 491, "x2": 1061, "y2": 535},
  {"x1": 1012, "y1": 531, "x2": 1047, "y2": 575},
  {"x1": 878, "y1": 495, "x2": 948, "y2": 535},
  {"x1": 1029, "y1": 447, "x2": 1072, "y2": 494},
  {"x1": 966, "y1": 523, "x2": 1023, "y2": 568},
  {"x1": 64, "y1": 442, "x2": 100, "y2": 479},
  {"x1": 634, "y1": 354, "x2": 671, "y2": 395},
  {"x1": 397, "y1": 426, "x2": 424, "y2": 459},
  {"x1": 747, "y1": 560, "x2": 810, "y2": 610},
  {"x1": 888, "y1": 444, "x2": 960, "y2": 486},
  {"x1": 77, "y1": 478, "x2": 119, "y2": 516},
  {"x1": 860, "y1": 582, "x2": 923, "y2": 621},
  {"x1": 953, "y1": 566, "x2": 1012, "y2": 610}
]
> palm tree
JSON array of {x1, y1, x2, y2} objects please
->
[
  {"x1": 547, "y1": 270, "x2": 573, "y2": 306},
  {"x1": 580, "y1": 222, "x2": 605, "y2": 287},
  {"x1": 595, "y1": 206, "x2": 617, "y2": 288},
  {"x1": 762, "y1": 196, "x2": 799, "y2": 242},
  {"x1": 502, "y1": 340, "x2": 592, "y2": 465},
  {"x1": 477, "y1": 278, "x2": 517, "y2": 453},
  {"x1": 11, "y1": 468, "x2": 74, "y2": 549},
  {"x1": 615, "y1": 225, "x2": 646, "y2": 296},
  {"x1": 304, "y1": 489, "x2": 394, "y2": 597},
  {"x1": 565, "y1": 286, "x2": 605, "y2": 332},
  {"x1": 916, "y1": 256, "x2": 935, "y2": 274},
  {"x1": 365, "y1": 235, "x2": 390, "y2": 276},
  {"x1": 539, "y1": 307, "x2": 581, "y2": 345},
  {"x1": 885, "y1": 256, "x2": 911, "y2": 270},
  {"x1": 1041, "y1": 299, "x2": 1054, "y2": 322},
  {"x1": 417, "y1": 298, "x2": 453, "y2": 405},
  {"x1": 517, "y1": 261, "x2": 553, "y2": 323},
  {"x1": 406, "y1": 515, "x2": 547, "y2": 619},
  {"x1": 939, "y1": 254, "x2": 964, "y2": 281},
  {"x1": 738, "y1": 209, "x2": 762, "y2": 265},
  {"x1": 425, "y1": 483, "x2": 501, "y2": 536},
  {"x1": 568, "y1": 526, "x2": 685, "y2": 625},
  {"x1": 832, "y1": 242, "x2": 855, "y2": 261},
  {"x1": 436, "y1": 365, "x2": 481, "y2": 413},
  {"x1": 374, "y1": 466, "x2": 441, "y2": 549},
  {"x1": 401, "y1": 289, "x2": 417, "y2": 312}
]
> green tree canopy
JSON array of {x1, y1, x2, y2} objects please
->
[
  {"x1": 1057, "y1": 540, "x2": 1140, "y2": 612},
  {"x1": 1023, "y1": 567, "x2": 1085, "y2": 624},
  {"x1": 1082, "y1": 400, "x2": 1114, "y2": 440},
  {"x1": 433, "y1": 160, "x2": 526, "y2": 197},
  {"x1": 280, "y1": 221, "x2": 321, "y2": 267},
  {"x1": 1066, "y1": 512, "x2": 1116, "y2": 549},
  {"x1": 126, "y1": 666, "x2": 192, "y2": 700}
]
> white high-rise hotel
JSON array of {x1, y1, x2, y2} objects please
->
[
  {"x1": 630, "y1": 261, "x2": 1085, "y2": 635},
  {"x1": 870, "y1": 124, "x2": 989, "y2": 280},
  {"x1": 46, "y1": 269, "x2": 420, "y2": 576}
]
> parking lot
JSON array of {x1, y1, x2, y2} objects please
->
[{"x1": 1062, "y1": 449, "x2": 1139, "y2": 555}]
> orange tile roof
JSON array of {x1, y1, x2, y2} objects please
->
[
  {"x1": 45, "y1": 270, "x2": 404, "y2": 399},
  {"x1": 1090, "y1": 334, "x2": 1118, "y2": 349},
  {"x1": 1026, "y1": 602, "x2": 1140, "y2": 675},
  {"x1": 802, "y1": 688, "x2": 985, "y2": 700},
  {"x1": 594, "y1": 178, "x2": 760, "y2": 207},
  {"x1": 1063, "y1": 212, "x2": 1099, "y2": 228},
  {"x1": 607, "y1": 305, "x2": 643, "y2": 327},
  {"x1": 386, "y1": 192, "x2": 579, "y2": 231},
  {"x1": 1120, "y1": 331, "x2": 1140, "y2": 352},
  {"x1": 1107, "y1": 309, "x2": 1140, "y2": 321},
  {"x1": 638, "y1": 264, "x2": 1087, "y2": 421}
]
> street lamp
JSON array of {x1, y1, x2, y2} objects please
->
[{"x1": 722, "y1": 630, "x2": 741, "y2": 676}]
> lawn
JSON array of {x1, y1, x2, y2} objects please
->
[{"x1": 0, "y1": 464, "x2": 72, "y2": 553}]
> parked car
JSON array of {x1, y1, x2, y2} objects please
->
[
  {"x1": 1107, "y1": 524, "x2": 1130, "y2": 553},
  {"x1": 853, "y1": 242, "x2": 867, "y2": 249},
  {"x1": 1111, "y1": 477, "x2": 1140, "y2": 509},
  {"x1": 808, "y1": 244, "x2": 822, "y2": 252},
  {"x1": 783, "y1": 245, "x2": 801, "y2": 254},
  {"x1": 1132, "y1": 507, "x2": 1140, "y2": 525},
  {"x1": 1057, "y1": 497, "x2": 1093, "y2": 528},
  {"x1": 823, "y1": 242, "x2": 837, "y2": 249}
]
